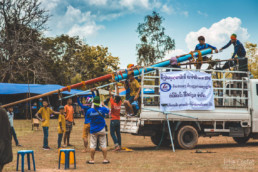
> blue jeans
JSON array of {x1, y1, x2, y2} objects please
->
[
  {"x1": 43, "y1": 127, "x2": 49, "y2": 148},
  {"x1": 110, "y1": 120, "x2": 121, "y2": 146},
  {"x1": 58, "y1": 133, "x2": 63, "y2": 148},
  {"x1": 11, "y1": 127, "x2": 19, "y2": 145}
]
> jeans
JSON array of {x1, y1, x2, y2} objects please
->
[
  {"x1": 11, "y1": 127, "x2": 19, "y2": 145},
  {"x1": 43, "y1": 127, "x2": 49, "y2": 148},
  {"x1": 110, "y1": 120, "x2": 121, "y2": 146},
  {"x1": 58, "y1": 133, "x2": 63, "y2": 148}
]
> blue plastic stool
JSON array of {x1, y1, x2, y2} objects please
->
[
  {"x1": 16, "y1": 150, "x2": 36, "y2": 172},
  {"x1": 58, "y1": 149, "x2": 76, "y2": 169}
]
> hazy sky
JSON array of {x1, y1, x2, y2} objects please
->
[{"x1": 40, "y1": 0, "x2": 258, "y2": 68}]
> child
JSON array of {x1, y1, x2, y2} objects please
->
[
  {"x1": 58, "y1": 106, "x2": 66, "y2": 149},
  {"x1": 35, "y1": 100, "x2": 59, "y2": 150}
]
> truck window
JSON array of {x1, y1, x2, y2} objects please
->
[{"x1": 257, "y1": 84, "x2": 258, "y2": 95}]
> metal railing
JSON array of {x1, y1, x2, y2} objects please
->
[{"x1": 140, "y1": 66, "x2": 251, "y2": 108}]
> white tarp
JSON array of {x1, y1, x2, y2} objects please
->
[{"x1": 160, "y1": 71, "x2": 215, "y2": 111}]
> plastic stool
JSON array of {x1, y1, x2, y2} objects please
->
[
  {"x1": 16, "y1": 150, "x2": 36, "y2": 172},
  {"x1": 58, "y1": 149, "x2": 76, "y2": 169}
]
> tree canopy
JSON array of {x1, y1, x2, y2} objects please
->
[
  {"x1": 136, "y1": 11, "x2": 175, "y2": 66},
  {"x1": 0, "y1": 0, "x2": 120, "y2": 86}
]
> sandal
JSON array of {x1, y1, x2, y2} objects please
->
[
  {"x1": 103, "y1": 160, "x2": 110, "y2": 164},
  {"x1": 86, "y1": 160, "x2": 94, "y2": 164}
]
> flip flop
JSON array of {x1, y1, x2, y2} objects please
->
[
  {"x1": 102, "y1": 160, "x2": 110, "y2": 164},
  {"x1": 86, "y1": 160, "x2": 94, "y2": 164}
]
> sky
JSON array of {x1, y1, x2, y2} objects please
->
[{"x1": 39, "y1": 0, "x2": 258, "y2": 68}]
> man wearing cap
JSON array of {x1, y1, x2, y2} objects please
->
[
  {"x1": 77, "y1": 88, "x2": 99, "y2": 153},
  {"x1": 86, "y1": 96, "x2": 110, "y2": 164},
  {"x1": 219, "y1": 34, "x2": 247, "y2": 70},
  {"x1": 220, "y1": 34, "x2": 246, "y2": 59}
]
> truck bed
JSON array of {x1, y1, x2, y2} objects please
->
[{"x1": 140, "y1": 106, "x2": 250, "y2": 122}]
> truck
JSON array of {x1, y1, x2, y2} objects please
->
[{"x1": 120, "y1": 66, "x2": 258, "y2": 149}]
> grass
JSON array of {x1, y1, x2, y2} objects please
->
[{"x1": 3, "y1": 118, "x2": 258, "y2": 171}]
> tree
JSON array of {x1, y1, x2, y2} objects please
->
[
  {"x1": 42, "y1": 35, "x2": 120, "y2": 87},
  {"x1": 245, "y1": 42, "x2": 258, "y2": 78},
  {"x1": 0, "y1": 0, "x2": 50, "y2": 83},
  {"x1": 136, "y1": 11, "x2": 175, "y2": 66}
]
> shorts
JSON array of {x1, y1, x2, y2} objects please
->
[
  {"x1": 66, "y1": 121, "x2": 73, "y2": 132},
  {"x1": 90, "y1": 128, "x2": 107, "y2": 149},
  {"x1": 127, "y1": 96, "x2": 135, "y2": 104},
  {"x1": 82, "y1": 123, "x2": 90, "y2": 138}
]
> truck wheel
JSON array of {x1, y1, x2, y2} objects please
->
[
  {"x1": 177, "y1": 125, "x2": 198, "y2": 149},
  {"x1": 233, "y1": 137, "x2": 250, "y2": 144},
  {"x1": 151, "y1": 131, "x2": 171, "y2": 147}
]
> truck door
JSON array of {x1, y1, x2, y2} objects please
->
[{"x1": 251, "y1": 79, "x2": 258, "y2": 132}]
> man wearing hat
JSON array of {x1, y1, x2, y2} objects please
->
[
  {"x1": 220, "y1": 34, "x2": 246, "y2": 58},
  {"x1": 219, "y1": 34, "x2": 247, "y2": 70},
  {"x1": 86, "y1": 96, "x2": 110, "y2": 164}
]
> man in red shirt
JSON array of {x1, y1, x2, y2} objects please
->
[{"x1": 109, "y1": 83, "x2": 122, "y2": 151}]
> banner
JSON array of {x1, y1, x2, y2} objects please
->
[{"x1": 160, "y1": 71, "x2": 215, "y2": 111}]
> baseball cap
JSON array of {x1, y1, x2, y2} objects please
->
[{"x1": 93, "y1": 96, "x2": 100, "y2": 106}]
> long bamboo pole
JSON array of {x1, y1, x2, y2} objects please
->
[{"x1": 1, "y1": 48, "x2": 214, "y2": 108}]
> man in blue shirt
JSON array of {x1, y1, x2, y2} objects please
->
[
  {"x1": 77, "y1": 88, "x2": 99, "y2": 153},
  {"x1": 86, "y1": 96, "x2": 110, "y2": 164},
  {"x1": 193, "y1": 36, "x2": 218, "y2": 69},
  {"x1": 220, "y1": 34, "x2": 246, "y2": 59},
  {"x1": 219, "y1": 34, "x2": 247, "y2": 70}
]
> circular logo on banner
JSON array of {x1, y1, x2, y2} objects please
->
[{"x1": 160, "y1": 82, "x2": 171, "y2": 92}]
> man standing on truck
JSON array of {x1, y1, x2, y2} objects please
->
[
  {"x1": 218, "y1": 34, "x2": 247, "y2": 71},
  {"x1": 123, "y1": 71, "x2": 141, "y2": 116},
  {"x1": 193, "y1": 36, "x2": 218, "y2": 69}
]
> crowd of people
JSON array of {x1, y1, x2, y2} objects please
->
[
  {"x1": 2, "y1": 70, "x2": 141, "y2": 164},
  {"x1": 0, "y1": 33, "x2": 246, "y2": 167}
]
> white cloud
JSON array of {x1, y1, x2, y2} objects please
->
[
  {"x1": 120, "y1": 0, "x2": 150, "y2": 10},
  {"x1": 197, "y1": 10, "x2": 208, "y2": 17},
  {"x1": 161, "y1": 4, "x2": 175, "y2": 14},
  {"x1": 164, "y1": 49, "x2": 187, "y2": 60},
  {"x1": 68, "y1": 24, "x2": 104, "y2": 38},
  {"x1": 185, "y1": 17, "x2": 250, "y2": 59},
  {"x1": 39, "y1": 0, "x2": 60, "y2": 10},
  {"x1": 57, "y1": 6, "x2": 104, "y2": 38},
  {"x1": 88, "y1": 0, "x2": 108, "y2": 6}
]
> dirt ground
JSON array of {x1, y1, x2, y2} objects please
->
[{"x1": 3, "y1": 118, "x2": 258, "y2": 172}]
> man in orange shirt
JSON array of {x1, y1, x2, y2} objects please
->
[
  {"x1": 64, "y1": 98, "x2": 75, "y2": 147},
  {"x1": 109, "y1": 84, "x2": 122, "y2": 151}
]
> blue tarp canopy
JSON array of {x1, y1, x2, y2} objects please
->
[
  {"x1": 119, "y1": 88, "x2": 155, "y2": 96},
  {"x1": 0, "y1": 83, "x2": 90, "y2": 95}
]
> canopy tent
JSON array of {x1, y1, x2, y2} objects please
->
[
  {"x1": 0, "y1": 83, "x2": 90, "y2": 95},
  {"x1": 119, "y1": 88, "x2": 155, "y2": 96}
]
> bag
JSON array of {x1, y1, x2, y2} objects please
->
[{"x1": 93, "y1": 107, "x2": 105, "y2": 119}]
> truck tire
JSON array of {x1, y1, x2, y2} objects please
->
[
  {"x1": 233, "y1": 137, "x2": 250, "y2": 144},
  {"x1": 151, "y1": 131, "x2": 171, "y2": 147},
  {"x1": 177, "y1": 125, "x2": 198, "y2": 149}
]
